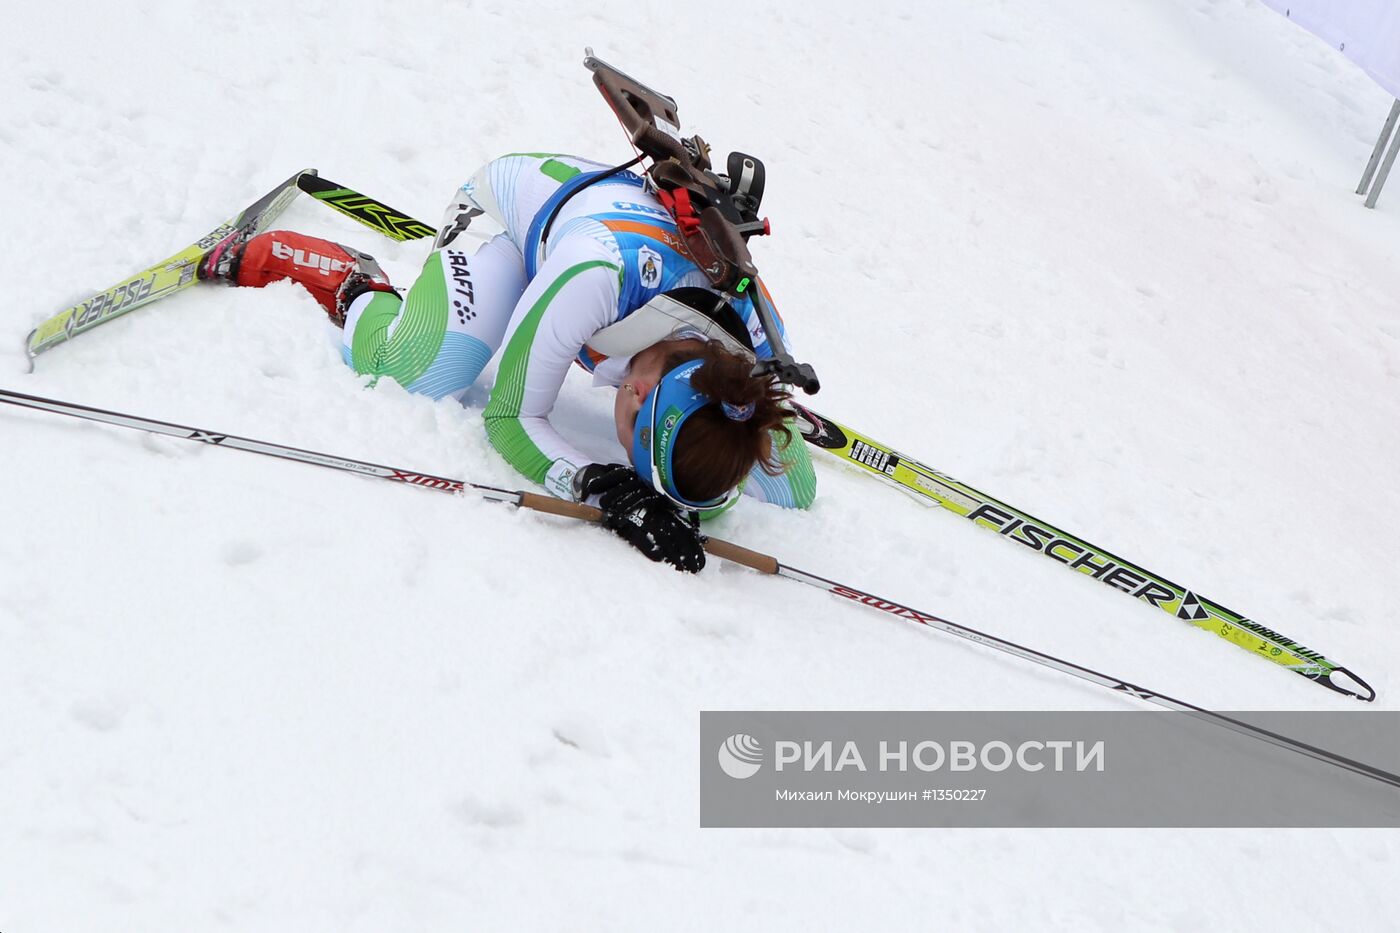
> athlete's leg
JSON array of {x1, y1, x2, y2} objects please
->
[
  {"x1": 740, "y1": 420, "x2": 818, "y2": 509},
  {"x1": 342, "y1": 232, "x2": 527, "y2": 400},
  {"x1": 446, "y1": 153, "x2": 621, "y2": 254}
]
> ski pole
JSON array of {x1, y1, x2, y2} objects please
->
[
  {"x1": 0, "y1": 389, "x2": 775, "y2": 573},
  {"x1": 3, "y1": 386, "x2": 1396, "y2": 792}
]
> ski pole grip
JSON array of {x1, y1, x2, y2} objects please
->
[
  {"x1": 517, "y1": 492, "x2": 605, "y2": 523},
  {"x1": 703, "y1": 537, "x2": 780, "y2": 574},
  {"x1": 518, "y1": 490, "x2": 779, "y2": 573}
]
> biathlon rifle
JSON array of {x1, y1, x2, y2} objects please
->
[{"x1": 583, "y1": 48, "x2": 820, "y2": 394}]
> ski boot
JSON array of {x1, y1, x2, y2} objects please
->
[{"x1": 199, "y1": 230, "x2": 395, "y2": 326}]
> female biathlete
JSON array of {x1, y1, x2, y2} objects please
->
[{"x1": 200, "y1": 153, "x2": 816, "y2": 572}]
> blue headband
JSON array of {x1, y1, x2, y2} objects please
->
[{"x1": 630, "y1": 360, "x2": 738, "y2": 512}]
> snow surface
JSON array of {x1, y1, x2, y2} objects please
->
[{"x1": 3, "y1": 0, "x2": 1399, "y2": 929}]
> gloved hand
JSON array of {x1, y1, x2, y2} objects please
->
[{"x1": 573, "y1": 463, "x2": 706, "y2": 573}]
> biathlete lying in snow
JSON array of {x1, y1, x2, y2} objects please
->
[{"x1": 200, "y1": 153, "x2": 816, "y2": 572}]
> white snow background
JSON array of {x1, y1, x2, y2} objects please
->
[{"x1": 2, "y1": 0, "x2": 1398, "y2": 929}]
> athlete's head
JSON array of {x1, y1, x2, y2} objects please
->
[{"x1": 614, "y1": 339, "x2": 791, "y2": 511}]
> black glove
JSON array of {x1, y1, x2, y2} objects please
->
[{"x1": 573, "y1": 463, "x2": 706, "y2": 573}]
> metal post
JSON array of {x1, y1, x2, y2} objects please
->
[
  {"x1": 1357, "y1": 98, "x2": 1400, "y2": 201},
  {"x1": 1364, "y1": 114, "x2": 1400, "y2": 209}
]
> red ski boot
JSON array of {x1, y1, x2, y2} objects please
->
[{"x1": 200, "y1": 230, "x2": 395, "y2": 325}]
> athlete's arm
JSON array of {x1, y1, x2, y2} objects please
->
[{"x1": 482, "y1": 238, "x2": 622, "y2": 499}]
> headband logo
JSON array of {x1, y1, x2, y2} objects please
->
[{"x1": 722, "y1": 401, "x2": 756, "y2": 422}]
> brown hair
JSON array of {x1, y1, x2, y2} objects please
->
[{"x1": 658, "y1": 341, "x2": 793, "y2": 503}]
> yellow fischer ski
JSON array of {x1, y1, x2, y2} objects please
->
[
  {"x1": 791, "y1": 402, "x2": 1373, "y2": 701},
  {"x1": 24, "y1": 169, "x2": 311, "y2": 365}
]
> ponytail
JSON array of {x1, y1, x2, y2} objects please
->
[{"x1": 660, "y1": 341, "x2": 793, "y2": 503}]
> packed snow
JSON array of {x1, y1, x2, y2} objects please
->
[{"x1": 2, "y1": 0, "x2": 1397, "y2": 929}]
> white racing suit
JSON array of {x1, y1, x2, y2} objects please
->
[{"x1": 341, "y1": 153, "x2": 816, "y2": 509}]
